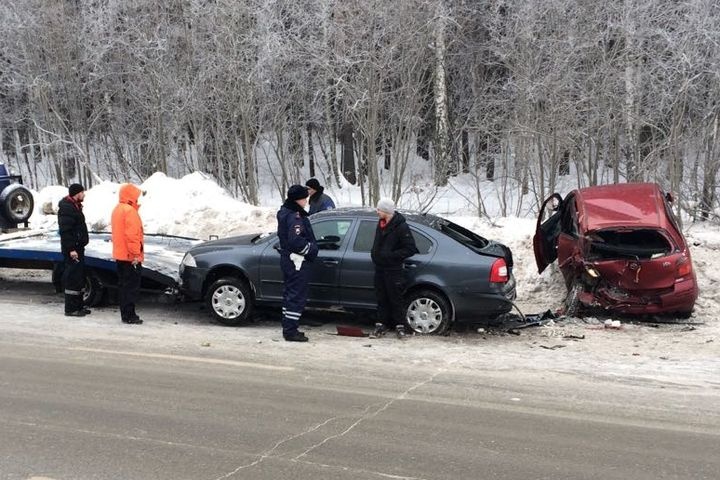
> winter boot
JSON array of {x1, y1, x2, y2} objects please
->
[
  {"x1": 369, "y1": 323, "x2": 387, "y2": 339},
  {"x1": 395, "y1": 324, "x2": 407, "y2": 339},
  {"x1": 284, "y1": 332, "x2": 309, "y2": 342}
]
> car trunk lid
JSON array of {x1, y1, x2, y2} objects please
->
[{"x1": 479, "y1": 241, "x2": 514, "y2": 270}]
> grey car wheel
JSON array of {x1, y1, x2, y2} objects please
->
[
  {"x1": 405, "y1": 289, "x2": 451, "y2": 335},
  {"x1": 206, "y1": 277, "x2": 253, "y2": 326}
]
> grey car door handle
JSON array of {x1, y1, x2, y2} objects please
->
[
  {"x1": 322, "y1": 259, "x2": 339, "y2": 266},
  {"x1": 404, "y1": 262, "x2": 417, "y2": 268}
]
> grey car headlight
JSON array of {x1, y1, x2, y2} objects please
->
[
  {"x1": 180, "y1": 253, "x2": 197, "y2": 276},
  {"x1": 182, "y1": 253, "x2": 197, "y2": 268}
]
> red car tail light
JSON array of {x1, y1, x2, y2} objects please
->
[
  {"x1": 676, "y1": 256, "x2": 692, "y2": 278},
  {"x1": 489, "y1": 258, "x2": 508, "y2": 283}
]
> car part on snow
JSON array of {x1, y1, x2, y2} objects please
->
[
  {"x1": 564, "y1": 282, "x2": 583, "y2": 317},
  {"x1": 336, "y1": 325, "x2": 367, "y2": 337}
]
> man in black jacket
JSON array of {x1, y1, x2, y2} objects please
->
[
  {"x1": 370, "y1": 198, "x2": 418, "y2": 337},
  {"x1": 58, "y1": 183, "x2": 90, "y2": 317},
  {"x1": 305, "y1": 178, "x2": 336, "y2": 215}
]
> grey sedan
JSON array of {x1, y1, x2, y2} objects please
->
[{"x1": 179, "y1": 208, "x2": 516, "y2": 334}]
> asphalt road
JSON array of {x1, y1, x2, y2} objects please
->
[
  {"x1": 1, "y1": 342, "x2": 719, "y2": 480},
  {"x1": 1, "y1": 272, "x2": 719, "y2": 480}
]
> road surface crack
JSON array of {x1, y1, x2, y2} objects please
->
[{"x1": 214, "y1": 367, "x2": 447, "y2": 479}]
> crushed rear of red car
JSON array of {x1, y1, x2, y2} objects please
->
[{"x1": 533, "y1": 183, "x2": 698, "y2": 317}]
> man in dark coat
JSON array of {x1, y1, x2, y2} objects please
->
[
  {"x1": 57, "y1": 183, "x2": 90, "y2": 317},
  {"x1": 277, "y1": 184, "x2": 319, "y2": 341},
  {"x1": 305, "y1": 178, "x2": 335, "y2": 215},
  {"x1": 370, "y1": 198, "x2": 418, "y2": 337}
]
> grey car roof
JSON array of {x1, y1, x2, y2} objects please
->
[{"x1": 311, "y1": 207, "x2": 440, "y2": 227}]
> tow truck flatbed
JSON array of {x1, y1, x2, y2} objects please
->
[{"x1": 0, "y1": 229, "x2": 200, "y2": 305}]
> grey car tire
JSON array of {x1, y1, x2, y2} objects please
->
[
  {"x1": 206, "y1": 277, "x2": 254, "y2": 326},
  {"x1": 404, "y1": 289, "x2": 451, "y2": 335}
]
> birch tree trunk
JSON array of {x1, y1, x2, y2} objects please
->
[{"x1": 432, "y1": 0, "x2": 451, "y2": 186}]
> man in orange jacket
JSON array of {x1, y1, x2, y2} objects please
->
[{"x1": 111, "y1": 183, "x2": 145, "y2": 324}]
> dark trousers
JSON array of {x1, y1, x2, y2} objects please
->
[
  {"x1": 281, "y1": 255, "x2": 310, "y2": 337},
  {"x1": 117, "y1": 261, "x2": 142, "y2": 321},
  {"x1": 62, "y1": 252, "x2": 85, "y2": 314},
  {"x1": 374, "y1": 268, "x2": 407, "y2": 327}
]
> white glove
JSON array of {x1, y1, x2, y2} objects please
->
[{"x1": 289, "y1": 253, "x2": 304, "y2": 271}]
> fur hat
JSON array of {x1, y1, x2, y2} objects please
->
[
  {"x1": 376, "y1": 198, "x2": 395, "y2": 214},
  {"x1": 68, "y1": 183, "x2": 85, "y2": 197},
  {"x1": 305, "y1": 178, "x2": 322, "y2": 191},
  {"x1": 287, "y1": 184, "x2": 309, "y2": 201}
]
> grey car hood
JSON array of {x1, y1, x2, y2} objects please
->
[{"x1": 190, "y1": 233, "x2": 264, "y2": 254}]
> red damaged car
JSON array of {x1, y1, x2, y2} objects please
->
[{"x1": 533, "y1": 183, "x2": 698, "y2": 317}]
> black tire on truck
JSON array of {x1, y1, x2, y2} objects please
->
[
  {"x1": 83, "y1": 269, "x2": 106, "y2": 307},
  {"x1": 0, "y1": 184, "x2": 34, "y2": 224}
]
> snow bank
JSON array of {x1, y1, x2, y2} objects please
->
[{"x1": 30, "y1": 172, "x2": 276, "y2": 239}]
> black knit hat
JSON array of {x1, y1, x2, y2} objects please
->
[
  {"x1": 305, "y1": 178, "x2": 321, "y2": 190},
  {"x1": 287, "y1": 184, "x2": 309, "y2": 201},
  {"x1": 68, "y1": 183, "x2": 85, "y2": 197}
]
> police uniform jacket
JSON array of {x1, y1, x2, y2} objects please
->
[{"x1": 277, "y1": 200, "x2": 318, "y2": 260}]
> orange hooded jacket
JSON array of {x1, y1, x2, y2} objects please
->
[{"x1": 111, "y1": 183, "x2": 145, "y2": 263}]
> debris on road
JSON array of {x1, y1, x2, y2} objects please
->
[
  {"x1": 604, "y1": 319, "x2": 622, "y2": 329},
  {"x1": 336, "y1": 325, "x2": 367, "y2": 337}
]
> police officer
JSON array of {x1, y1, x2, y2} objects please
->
[
  {"x1": 277, "y1": 184, "x2": 318, "y2": 342},
  {"x1": 58, "y1": 183, "x2": 90, "y2": 317}
]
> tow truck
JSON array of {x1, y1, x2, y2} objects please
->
[{"x1": 0, "y1": 164, "x2": 199, "y2": 305}]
